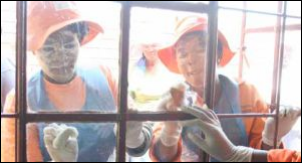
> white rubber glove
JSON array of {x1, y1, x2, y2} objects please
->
[
  {"x1": 44, "y1": 124, "x2": 79, "y2": 162},
  {"x1": 158, "y1": 95, "x2": 183, "y2": 147},
  {"x1": 161, "y1": 120, "x2": 182, "y2": 147},
  {"x1": 158, "y1": 82, "x2": 188, "y2": 147},
  {"x1": 262, "y1": 106, "x2": 301, "y2": 147},
  {"x1": 126, "y1": 109, "x2": 145, "y2": 149},
  {"x1": 181, "y1": 105, "x2": 254, "y2": 162}
]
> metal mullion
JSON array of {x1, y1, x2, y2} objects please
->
[
  {"x1": 202, "y1": 2, "x2": 219, "y2": 161},
  {"x1": 126, "y1": 112, "x2": 276, "y2": 121},
  {"x1": 245, "y1": 24, "x2": 301, "y2": 33},
  {"x1": 270, "y1": 2, "x2": 283, "y2": 113},
  {"x1": 116, "y1": 1, "x2": 131, "y2": 162},
  {"x1": 270, "y1": 1, "x2": 283, "y2": 149},
  {"x1": 15, "y1": 1, "x2": 27, "y2": 162},
  {"x1": 219, "y1": 6, "x2": 300, "y2": 19},
  {"x1": 238, "y1": 1, "x2": 247, "y2": 80},
  {"x1": 206, "y1": 1, "x2": 219, "y2": 111},
  {"x1": 1, "y1": 113, "x2": 19, "y2": 118},
  {"x1": 11, "y1": 1, "x2": 292, "y2": 162},
  {"x1": 272, "y1": 1, "x2": 288, "y2": 149},
  {"x1": 25, "y1": 113, "x2": 120, "y2": 123},
  {"x1": 114, "y1": 1, "x2": 209, "y2": 14}
]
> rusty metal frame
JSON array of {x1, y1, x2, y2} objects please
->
[
  {"x1": 1, "y1": 113, "x2": 18, "y2": 118},
  {"x1": 1, "y1": 1, "x2": 299, "y2": 162},
  {"x1": 238, "y1": 1, "x2": 247, "y2": 81}
]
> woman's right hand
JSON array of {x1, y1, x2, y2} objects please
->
[{"x1": 43, "y1": 123, "x2": 79, "y2": 162}]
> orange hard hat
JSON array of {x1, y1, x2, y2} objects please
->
[
  {"x1": 27, "y1": 1, "x2": 104, "y2": 51},
  {"x1": 158, "y1": 16, "x2": 234, "y2": 74}
]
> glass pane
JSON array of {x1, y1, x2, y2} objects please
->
[
  {"x1": 218, "y1": 11, "x2": 276, "y2": 114},
  {"x1": 245, "y1": 1, "x2": 281, "y2": 14},
  {"x1": 219, "y1": 1, "x2": 245, "y2": 9},
  {"x1": 1, "y1": 117, "x2": 17, "y2": 162},
  {"x1": 26, "y1": 122, "x2": 117, "y2": 162},
  {"x1": 126, "y1": 121, "x2": 153, "y2": 162},
  {"x1": 280, "y1": 18, "x2": 301, "y2": 151},
  {"x1": 127, "y1": 117, "x2": 266, "y2": 162},
  {"x1": 287, "y1": 1, "x2": 301, "y2": 17},
  {"x1": 1, "y1": 1, "x2": 16, "y2": 113},
  {"x1": 128, "y1": 7, "x2": 212, "y2": 113},
  {"x1": 1, "y1": 1, "x2": 17, "y2": 162},
  {"x1": 177, "y1": 1, "x2": 209, "y2": 5},
  {"x1": 218, "y1": 9, "x2": 244, "y2": 77},
  {"x1": 26, "y1": 2, "x2": 121, "y2": 113},
  {"x1": 243, "y1": 13, "x2": 279, "y2": 105},
  {"x1": 219, "y1": 1, "x2": 281, "y2": 14}
]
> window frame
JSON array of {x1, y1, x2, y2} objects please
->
[{"x1": 1, "y1": 1, "x2": 299, "y2": 162}]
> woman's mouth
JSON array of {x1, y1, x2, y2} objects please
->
[{"x1": 50, "y1": 63, "x2": 75, "y2": 74}]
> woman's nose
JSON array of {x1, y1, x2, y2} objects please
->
[
  {"x1": 187, "y1": 54, "x2": 194, "y2": 65},
  {"x1": 54, "y1": 44, "x2": 67, "y2": 54}
]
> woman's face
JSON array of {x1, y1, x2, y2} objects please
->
[
  {"x1": 175, "y1": 34, "x2": 207, "y2": 92},
  {"x1": 36, "y1": 29, "x2": 80, "y2": 84},
  {"x1": 141, "y1": 43, "x2": 160, "y2": 63}
]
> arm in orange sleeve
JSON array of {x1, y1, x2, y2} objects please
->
[
  {"x1": 99, "y1": 65, "x2": 118, "y2": 105},
  {"x1": 268, "y1": 150, "x2": 301, "y2": 162},
  {"x1": 149, "y1": 123, "x2": 183, "y2": 162},
  {"x1": 27, "y1": 124, "x2": 43, "y2": 162},
  {"x1": 1, "y1": 91, "x2": 16, "y2": 162},
  {"x1": 1, "y1": 91, "x2": 43, "y2": 162},
  {"x1": 248, "y1": 99, "x2": 268, "y2": 149},
  {"x1": 239, "y1": 82, "x2": 269, "y2": 149}
]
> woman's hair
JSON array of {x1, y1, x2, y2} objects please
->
[
  {"x1": 64, "y1": 22, "x2": 89, "y2": 43},
  {"x1": 177, "y1": 31, "x2": 223, "y2": 60},
  {"x1": 135, "y1": 55, "x2": 147, "y2": 72}
]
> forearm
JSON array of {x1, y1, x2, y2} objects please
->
[
  {"x1": 261, "y1": 142, "x2": 275, "y2": 150},
  {"x1": 127, "y1": 123, "x2": 153, "y2": 157},
  {"x1": 154, "y1": 140, "x2": 179, "y2": 162},
  {"x1": 251, "y1": 150, "x2": 268, "y2": 162},
  {"x1": 1, "y1": 118, "x2": 16, "y2": 162}
]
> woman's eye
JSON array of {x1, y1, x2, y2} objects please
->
[
  {"x1": 64, "y1": 43, "x2": 76, "y2": 50},
  {"x1": 176, "y1": 49, "x2": 187, "y2": 59},
  {"x1": 192, "y1": 48, "x2": 206, "y2": 56},
  {"x1": 42, "y1": 47, "x2": 55, "y2": 53},
  {"x1": 180, "y1": 52, "x2": 188, "y2": 58}
]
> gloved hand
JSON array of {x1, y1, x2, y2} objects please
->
[
  {"x1": 160, "y1": 119, "x2": 182, "y2": 147},
  {"x1": 262, "y1": 106, "x2": 301, "y2": 147},
  {"x1": 157, "y1": 95, "x2": 182, "y2": 146},
  {"x1": 44, "y1": 123, "x2": 79, "y2": 162},
  {"x1": 126, "y1": 109, "x2": 145, "y2": 149},
  {"x1": 181, "y1": 105, "x2": 254, "y2": 162},
  {"x1": 158, "y1": 83, "x2": 188, "y2": 147}
]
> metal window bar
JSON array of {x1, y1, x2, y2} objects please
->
[
  {"x1": 117, "y1": 1, "x2": 131, "y2": 161},
  {"x1": 271, "y1": 1, "x2": 288, "y2": 149},
  {"x1": 238, "y1": 1, "x2": 247, "y2": 81},
  {"x1": 1, "y1": 113, "x2": 19, "y2": 118},
  {"x1": 15, "y1": 1, "x2": 27, "y2": 161},
  {"x1": 245, "y1": 24, "x2": 301, "y2": 33},
  {"x1": 0, "y1": 1, "x2": 298, "y2": 162},
  {"x1": 219, "y1": 5, "x2": 300, "y2": 19},
  {"x1": 11, "y1": 112, "x2": 278, "y2": 123}
]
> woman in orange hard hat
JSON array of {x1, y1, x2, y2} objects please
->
[
  {"x1": 1, "y1": 1, "x2": 151, "y2": 162},
  {"x1": 149, "y1": 16, "x2": 276, "y2": 162}
]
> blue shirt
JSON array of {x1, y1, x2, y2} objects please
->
[{"x1": 1, "y1": 55, "x2": 15, "y2": 109}]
